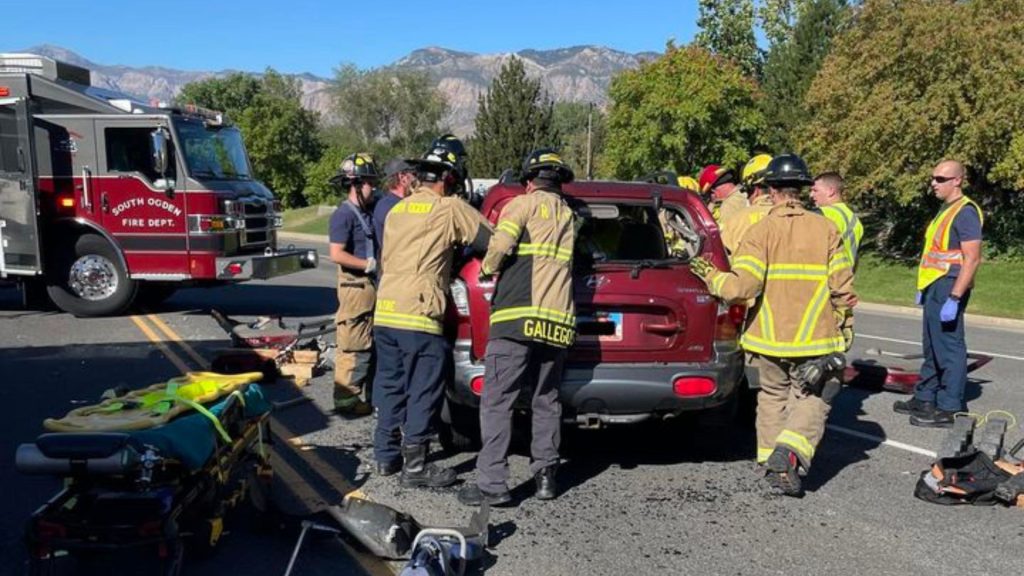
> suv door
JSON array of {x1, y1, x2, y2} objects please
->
[
  {"x1": 94, "y1": 120, "x2": 187, "y2": 274},
  {"x1": 0, "y1": 98, "x2": 43, "y2": 276}
]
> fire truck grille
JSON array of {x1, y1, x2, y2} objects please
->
[{"x1": 240, "y1": 200, "x2": 271, "y2": 246}]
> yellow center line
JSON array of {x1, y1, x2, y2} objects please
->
[
  {"x1": 127, "y1": 312, "x2": 393, "y2": 573},
  {"x1": 129, "y1": 315, "x2": 192, "y2": 374},
  {"x1": 145, "y1": 312, "x2": 211, "y2": 369}
]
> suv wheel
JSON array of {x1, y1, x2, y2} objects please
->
[{"x1": 439, "y1": 398, "x2": 481, "y2": 453}]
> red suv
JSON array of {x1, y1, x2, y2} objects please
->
[{"x1": 441, "y1": 180, "x2": 746, "y2": 450}]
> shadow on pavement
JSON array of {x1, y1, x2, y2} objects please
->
[
  {"x1": 0, "y1": 338, "x2": 362, "y2": 576},
  {"x1": 159, "y1": 284, "x2": 338, "y2": 317}
]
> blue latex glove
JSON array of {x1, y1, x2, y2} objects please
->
[
  {"x1": 940, "y1": 297, "x2": 959, "y2": 322},
  {"x1": 915, "y1": 291, "x2": 923, "y2": 306}
]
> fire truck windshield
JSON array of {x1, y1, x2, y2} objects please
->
[{"x1": 174, "y1": 118, "x2": 252, "y2": 181}]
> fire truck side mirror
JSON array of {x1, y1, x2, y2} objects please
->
[{"x1": 150, "y1": 129, "x2": 173, "y2": 198}]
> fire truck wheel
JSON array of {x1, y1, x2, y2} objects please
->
[{"x1": 46, "y1": 233, "x2": 137, "y2": 317}]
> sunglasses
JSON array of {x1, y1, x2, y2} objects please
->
[{"x1": 931, "y1": 175, "x2": 958, "y2": 184}]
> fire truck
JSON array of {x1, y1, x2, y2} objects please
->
[{"x1": 0, "y1": 53, "x2": 316, "y2": 316}]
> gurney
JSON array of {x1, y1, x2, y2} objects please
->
[{"x1": 17, "y1": 373, "x2": 274, "y2": 576}]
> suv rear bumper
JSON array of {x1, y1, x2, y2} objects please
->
[{"x1": 448, "y1": 339, "x2": 745, "y2": 424}]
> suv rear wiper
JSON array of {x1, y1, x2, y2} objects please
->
[{"x1": 630, "y1": 259, "x2": 672, "y2": 279}]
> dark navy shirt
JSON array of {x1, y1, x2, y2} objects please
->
[
  {"x1": 947, "y1": 204, "x2": 982, "y2": 277},
  {"x1": 373, "y1": 192, "x2": 403, "y2": 250},
  {"x1": 329, "y1": 201, "x2": 375, "y2": 262}
]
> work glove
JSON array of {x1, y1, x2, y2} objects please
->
[
  {"x1": 364, "y1": 257, "x2": 377, "y2": 275},
  {"x1": 842, "y1": 326, "x2": 854, "y2": 351},
  {"x1": 940, "y1": 297, "x2": 959, "y2": 322},
  {"x1": 478, "y1": 265, "x2": 494, "y2": 283},
  {"x1": 689, "y1": 256, "x2": 718, "y2": 281},
  {"x1": 915, "y1": 291, "x2": 923, "y2": 306}
]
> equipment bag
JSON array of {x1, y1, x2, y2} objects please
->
[{"x1": 915, "y1": 450, "x2": 1014, "y2": 506}]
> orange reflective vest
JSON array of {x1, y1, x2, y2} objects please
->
[{"x1": 917, "y1": 196, "x2": 983, "y2": 290}]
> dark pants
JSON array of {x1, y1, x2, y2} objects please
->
[
  {"x1": 916, "y1": 276, "x2": 971, "y2": 412},
  {"x1": 372, "y1": 327, "x2": 450, "y2": 465},
  {"x1": 476, "y1": 338, "x2": 567, "y2": 493}
]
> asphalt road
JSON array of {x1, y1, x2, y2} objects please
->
[{"x1": 2, "y1": 244, "x2": 1023, "y2": 576}]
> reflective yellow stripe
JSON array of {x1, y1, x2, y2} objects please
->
[
  {"x1": 373, "y1": 311, "x2": 443, "y2": 335},
  {"x1": 490, "y1": 306, "x2": 575, "y2": 325},
  {"x1": 766, "y1": 263, "x2": 827, "y2": 281},
  {"x1": 740, "y1": 333, "x2": 845, "y2": 357},
  {"x1": 758, "y1": 299, "x2": 776, "y2": 342},
  {"x1": 734, "y1": 262, "x2": 764, "y2": 279},
  {"x1": 709, "y1": 272, "x2": 728, "y2": 295},
  {"x1": 757, "y1": 447, "x2": 774, "y2": 464},
  {"x1": 517, "y1": 243, "x2": 572, "y2": 261},
  {"x1": 733, "y1": 255, "x2": 766, "y2": 277},
  {"x1": 776, "y1": 430, "x2": 815, "y2": 463},
  {"x1": 497, "y1": 220, "x2": 521, "y2": 237},
  {"x1": 829, "y1": 252, "x2": 852, "y2": 275},
  {"x1": 796, "y1": 281, "x2": 829, "y2": 342}
]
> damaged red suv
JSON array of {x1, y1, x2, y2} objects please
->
[{"x1": 441, "y1": 180, "x2": 746, "y2": 450}]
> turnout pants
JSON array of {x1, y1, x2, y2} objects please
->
[
  {"x1": 372, "y1": 327, "x2": 449, "y2": 465},
  {"x1": 333, "y1": 273, "x2": 376, "y2": 408},
  {"x1": 476, "y1": 338, "x2": 567, "y2": 494},
  {"x1": 752, "y1": 354, "x2": 840, "y2": 471},
  {"x1": 916, "y1": 276, "x2": 971, "y2": 412}
]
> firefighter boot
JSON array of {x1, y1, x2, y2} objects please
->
[
  {"x1": 892, "y1": 397, "x2": 935, "y2": 418},
  {"x1": 457, "y1": 484, "x2": 512, "y2": 507},
  {"x1": 399, "y1": 443, "x2": 457, "y2": 489},
  {"x1": 766, "y1": 447, "x2": 804, "y2": 497},
  {"x1": 534, "y1": 466, "x2": 558, "y2": 500}
]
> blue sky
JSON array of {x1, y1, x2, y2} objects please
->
[{"x1": 2, "y1": 0, "x2": 702, "y2": 77}]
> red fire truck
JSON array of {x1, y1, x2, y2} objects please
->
[{"x1": 0, "y1": 53, "x2": 316, "y2": 316}]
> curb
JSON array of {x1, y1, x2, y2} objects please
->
[
  {"x1": 855, "y1": 302, "x2": 1024, "y2": 332},
  {"x1": 278, "y1": 231, "x2": 1024, "y2": 332},
  {"x1": 278, "y1": 231, "x2": 329, "y2": 244}
]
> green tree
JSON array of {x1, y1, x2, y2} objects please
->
[
  {"x1": 799, "y1": 0, "x2": 1024, "y2": 256},
  {"x1": 604, "y1": 42, "x2": 766, "y2": 180},
  {"x1": 177, "y1": 70, "x2": 322, "y2": 207},
  {"x1": 329, "y1": 65, "x2": 447, "y2": 158},
  {"x1": 695, "y1": 0, "x2": 762, "y2": 78},
  {"x1": 551, "y1": 102, "x2": 608, "y2": 179},
  {"x1": 177, "y1": 73, "x2": 261, "y2": 121},
  {"x1": 760, "y1": 0, "x2": 851, "y2": 150},
  {"x1": 471, "y1": 57, "x2": 557, "y2": 178}
]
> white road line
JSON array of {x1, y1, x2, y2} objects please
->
[
  {"x1": 826, "y1": 424, "x2": 938, "y2": 458},
  {"x1": 858, "y1": 333, "x2": 1024, "y2": 362}
]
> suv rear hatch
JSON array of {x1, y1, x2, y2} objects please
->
[{"x1": 463, "y1": 196, "x2": 724, "y2": 364}]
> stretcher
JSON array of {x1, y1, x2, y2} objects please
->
[
  {"x1": 17, "y1": 374, "x2": 274, "y2": 576},
  {"x1": 845, "y1": 348, "x2": 993, "y2": 394}
]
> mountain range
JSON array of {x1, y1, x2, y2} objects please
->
[{"x1": 9, "y1": 44, "x2": 659, "y2": 135}]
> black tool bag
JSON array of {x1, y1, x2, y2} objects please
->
[{"x1": 914, "y1": 451, "x2": 1014, "y2": 506}]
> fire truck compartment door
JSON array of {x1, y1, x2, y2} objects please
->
[{"x1": 0, "y1": 99, "x2": 43, "y2": 276}]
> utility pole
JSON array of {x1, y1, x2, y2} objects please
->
[{"x1": 586, "y1": 102, "x2": 594, "y2": 180}]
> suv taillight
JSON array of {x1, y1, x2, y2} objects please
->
[{"x1": 714, "y1": 303, "x2": 746, "y2": 341}]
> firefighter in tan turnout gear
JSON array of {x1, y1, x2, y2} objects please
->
[
  {"x1": 328, "y1": 153, "x2": 380, "y2": 416},
  {"x1": 458, "y1": 149, "x2": 577, "y2": 507},
  {"x1": 721, "y1": 154, "x2": 774, "y2": 255},
  {"x1": 690, "y1": 153, "x2": 856, "y2": 497},
  {"x1": 371, "y1": 145, "x2": 493, "y2": 487}
]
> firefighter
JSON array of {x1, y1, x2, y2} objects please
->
[
  {"x1": 660, "y1": 175, "x2": 700, "y2": 258},
  {"x1": 893, "y1": 160, "x2": 983, "y2": 428},
  {"x1": 373, "y1": 158, "x2": 417, "y2": 251},
  {"x1": 689, "y1": 153, "x2": 856, "y2": 497},
  {"x1": 328, "y1": 153, "x2": 380, "y2": 416},
  {"x1": 810, "y1": 172, "x2": 864, "y2": 269},
  {"x1": 372, "y1": 145, "x2": 493, "y2": 485},
  {"x1": 721, "y1": 154, "x2": 774, "y2": 255},
  {"x1": 457, "y1": 149, "x2": 577, "y2": 507},
  {"x1": 430, "y1": 133, "x2": 481, "y2": 207},
  {"x1": 698, "y1": 164, "x2": 746, "y2": 223}
]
